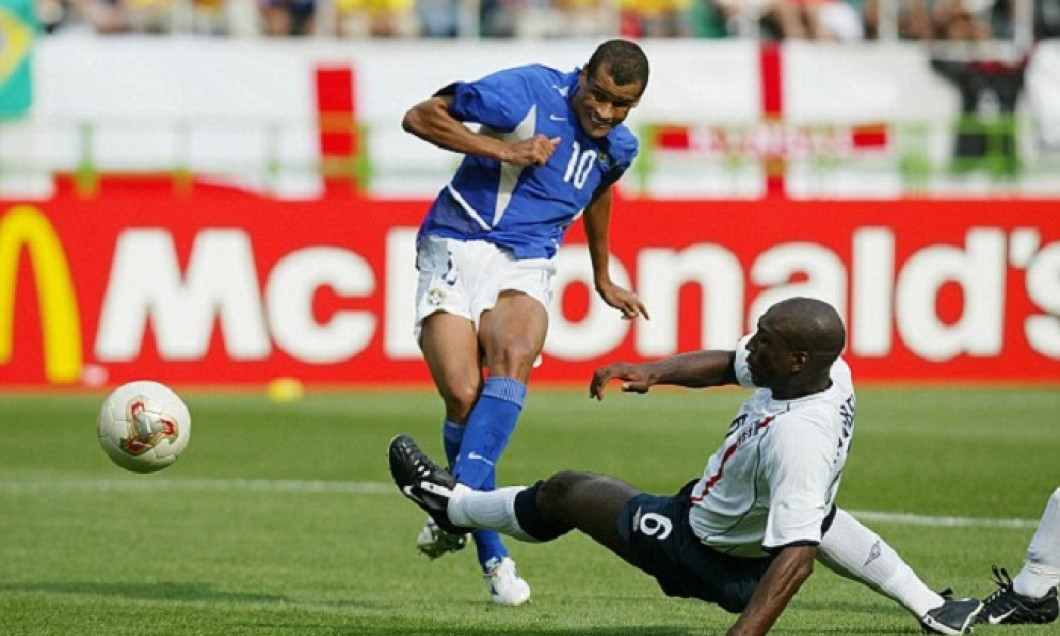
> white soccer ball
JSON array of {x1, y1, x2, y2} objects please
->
[{"x1": 97, "y1": 381, "x2": 191, "y2": 473}]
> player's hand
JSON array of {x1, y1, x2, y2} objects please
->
[
  {"x1": 597, "y1": 281, "x2": 650, "y2": 321},
  {"x1": 505, "y1": 135, "x2": 560, "y2": 167},
  {"x1": 590, "y1": 363, "x2": 652, "y2": 401}
]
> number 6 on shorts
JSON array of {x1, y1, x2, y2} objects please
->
[{"x1": 638, "y1": 512, "x2": 673, "y2": 540}]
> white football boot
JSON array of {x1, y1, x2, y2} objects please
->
[
  {"x1": 416, "y1": 517, "x2": 468, "y2": 559},
  {"x1": 484, "y1": 557, "x2": 531, "y2": 607}
]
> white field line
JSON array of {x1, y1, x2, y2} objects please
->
[
  {"x1": 0, "y1": 478, "x2": 392, "y2": 495},
  {"x1": 1, "y1": 478, "x2": 1039, "y2": 529},
  {"x1": 847, "y1": 510, "x2": 1038, "y2": 529}
]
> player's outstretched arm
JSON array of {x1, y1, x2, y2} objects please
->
[
  {"x1": 402, "y1": 96, "x2": 559, "y2": 167},
  {"x1": 583, "y1": 187, "x2": 649, "y2": 321},
  {"x1": 726, "y1": 545, "x2": 817, "y2": 636},
  {"x1": 589, "y1": 350, "x2": 738, "y2": 400}
]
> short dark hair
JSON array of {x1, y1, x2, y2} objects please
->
[
  {"x1": 773, "y1": 297, "x2": 846, "y2": 367},
  {"x1": 586, "y1": 39, "x2": 649, "y2": 95}
]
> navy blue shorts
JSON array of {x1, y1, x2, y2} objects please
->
[{"x1": 616, "y1": 480, "x2": 774, "y2": 613}]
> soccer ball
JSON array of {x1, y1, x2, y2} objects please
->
[{"x1": 97, "y1": 381, "x2": 191, "y2": 473}]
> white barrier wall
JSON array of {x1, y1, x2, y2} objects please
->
[
  {"x1": 12, "y1": 36, "x2": 1059, "y2": 198},
  {"x1": 1027, "y1": 41, "x2": 1060, "y2": 148}
]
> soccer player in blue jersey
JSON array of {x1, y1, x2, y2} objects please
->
[{"x1": 400, "y1": 39, "x2": 650, "y2": 606}]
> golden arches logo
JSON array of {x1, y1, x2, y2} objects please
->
[{"x1": 0, "y1": 205, "x2": 83, "y2": 383}]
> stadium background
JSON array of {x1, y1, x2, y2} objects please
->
[
  {"x1": 2, "y1": 3, "x2": 1060, "y2": 635},
  {"x1": 2, "y1": 24, "x2": 1059, "y2": 388}
]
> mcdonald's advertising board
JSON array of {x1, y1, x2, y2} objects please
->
[{"x1": 1, "y1": 192, "x2": 1058, "y2": 388}]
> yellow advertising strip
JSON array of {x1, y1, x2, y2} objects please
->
[{"x1": 0, "y1": 205, "x2": 82, "y2": 384}]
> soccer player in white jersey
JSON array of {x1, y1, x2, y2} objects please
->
[
  {"x1": 977, "y1": 488, "x2": 1060, "y2": 625},
  {"x1": 389, "y1": 298, "x2": 984, "y2": 635},
  {"x1": 400, "y1": 39, "x2": 650, "y2": 605}
]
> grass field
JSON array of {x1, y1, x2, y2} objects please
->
[{"x1": 1, "y1": 386, "x2": 1058, "y2": 635}]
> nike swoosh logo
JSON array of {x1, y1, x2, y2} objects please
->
[
  {"x1": 549, "y1": 114, "x2": 566, "y2": 122},
  {"x1": 402, "y1": 485, "x2": 423, "y2": 504},
  {"x1": 466, "y1": 452, "x2": 495, "y2": 467},
  {"x1": 987, "y1": 609, "x2": 1017, "y2": 624}
]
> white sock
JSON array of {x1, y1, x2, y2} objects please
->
[
  {"x1": 447, "y1": 483, "x2": 537, "y2": 542},
  {"x1": 818, "y1": 508, "x2": 943, "y2": 617},
  {"x1": 1013, "y1": 488, "x2": 1060, "y2": 598}
]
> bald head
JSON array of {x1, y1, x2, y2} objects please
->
[
  {"x1": 767, "y1": 298, "x2": 846, "y2": 369},
  {"x1": 745, "y1": 298, "x2": 845, "y2": 398}
]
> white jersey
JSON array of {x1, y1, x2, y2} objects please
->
[{"x1": 687, "y1": 335, "x2": 856, "y2": 558}]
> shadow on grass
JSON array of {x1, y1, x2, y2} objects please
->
[
  {"x1": 771, "y1": 627, "x2": 916, "y2": 635},
  {"x1": 791, "y1": 598, "x2": 900, "y2": 616},
  {"x1": 0, "y1": 580, "x2": 288, "y2": 604},
  {"x1": 1, "y1": 583, "x2": 920, "y2": 635},
  {"x1": 294, "y1": 626, "x2": 918, "y2": 635},
  {"x1": 317, "y1": 628, "x2": 709, "y2": 636}
]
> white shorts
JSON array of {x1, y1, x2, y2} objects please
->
[{"x1": 414, "y1": 235, "x2": 556, "y2": 341}]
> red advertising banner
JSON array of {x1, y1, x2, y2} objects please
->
[{"x1": 2, "y1": 190, "x2": 1058, "y2": 387}]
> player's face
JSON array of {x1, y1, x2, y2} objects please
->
[
  {"x1": 745, "y1": 312, "x2": 797, "y2": 390},
  {"x1": 572, "y1": 64, "x2": 643, "y2": 139}
]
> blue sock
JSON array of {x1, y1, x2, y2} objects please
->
[
  {"x1": 452, "y1": 377, "x2": 526, "y2": 489},
  {"x1": 444, "y1": 418, "x2": 508, "y2": 567},
  {"x1": 442, "y1": 419, "x2": 464, "y2": 469},
  {"x1": 453, "y1": 376, "x2": 526, "y2": 571},
  {"x1": 443, "y1": 418, "x2": 508, "y2": 568},
  {"x1": 471, "y1": 468, "x2": 509, "y2": 568}
]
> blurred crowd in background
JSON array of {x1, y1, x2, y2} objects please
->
[{"x1": 32, "y1": 0, "x2": 1060, "y2": 43}]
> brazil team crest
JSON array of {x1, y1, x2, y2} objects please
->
[{"x1": 427, "y1": 287, "x2": 446, "y2": 306}]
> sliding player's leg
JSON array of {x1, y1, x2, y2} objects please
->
[
  {"x1": 979, "y1": 487, "x2": 1060, "y2": 625},
  {"x1": 818, "y1": 508, "x2": 982, "y2": 634}
]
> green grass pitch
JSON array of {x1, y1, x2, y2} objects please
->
[{"x1": 1, "y1": 386, "x2": 1058, "y2": 635}]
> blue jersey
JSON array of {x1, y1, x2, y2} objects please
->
[{"x1": 418, "y1": 65, "x2": 639, "y2": 260}]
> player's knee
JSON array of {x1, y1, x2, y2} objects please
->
[
  {"x1": 439, "y1": 381, "x2": 479, "y2": 421},
  {"x1": 487, "y1": 341, "x2": 539, "y2": 377}
]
